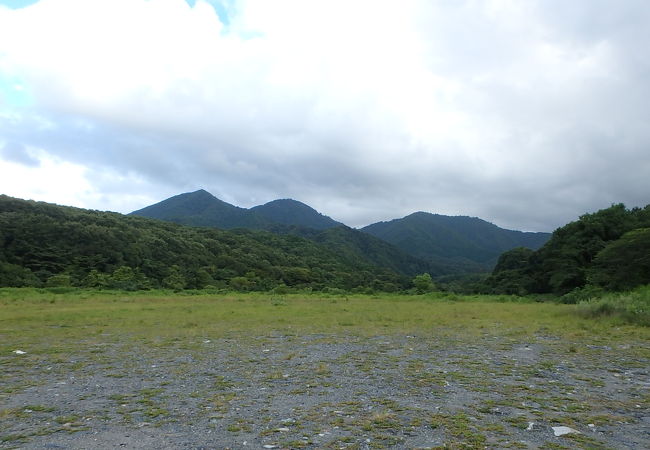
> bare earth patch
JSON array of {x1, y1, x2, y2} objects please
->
[{"x1": 2, "y1": 331, "x2": 649, "y2": 449}]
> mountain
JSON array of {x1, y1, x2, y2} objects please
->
[
  {"x1": 129, "y1": 189, "x2": 272, "y2": 229},
  {"x1": 131, "y1": 190, "x2": 551, "y2": 275},
  {"x1": 362, "y1": 212, "x2": 550, "y2": 273},
  {"x1": 130, "y1": 190, "x2": 341, "y2": 230},
  {"x1": 251, "y1": 199, "x2": 342, "y2": 230},
  {"x1": 0, "y1": 195, "x2": 409, "y2": 291}
]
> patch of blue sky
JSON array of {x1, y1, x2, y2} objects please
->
[
  {"x1": 184, "y1": 0, "x2": 232, "y2": 26},
  {"x1": 0, "y1": 74, "x2": 33, "y2": 108},
  {"x1": 0, "y1": 0, "x2": 40, "y2": 9}
]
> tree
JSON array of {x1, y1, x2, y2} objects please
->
[
  {"x1": 162, "y1": 265, "x2": 186, "y2": 291},
  {"x1": 589, "y1": 228, "x2": 650, "y2": 291},
  {"x1": 46, "y1": 274, "x2": 72, "y2": 287},
  {"x1": 412, "y1": 273, "x2": 435, "y2": 294},
  {"x1": 82, "y1": 269, "x2": 109, "y2": 288}
]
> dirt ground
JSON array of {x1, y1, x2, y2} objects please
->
[{"x1": 2, "y1": 332, "x2": 649, "y2": 449}]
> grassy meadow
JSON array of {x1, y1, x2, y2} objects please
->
[
  {"x1": 2, "y1": 288, "x2": 649, "y2": 352},
  {"x1": 2, "y1": 288, "x2": 650, "y2": 448}
]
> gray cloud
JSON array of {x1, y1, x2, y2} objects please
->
[
  {"x1": 0, "y1": 141, "x2": 40, "y2": 167},
  {"x1": 1, "y1": 0, "x2": 649, "y2": 232}
]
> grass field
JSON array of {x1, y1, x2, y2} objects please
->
[
  {"x1": 2, "y1": 289, "x2": 649, "y2": 346},
  {"x1": 1, "y1": 289, "x2": 649, "y2": 448}
]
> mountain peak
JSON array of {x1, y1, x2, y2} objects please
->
[
  {"x1": 130, "y1": 190, "x2": 341, "y2": 230},
  {"x1": 251, "y1": 198, "x2": 342, "y2": 230}
]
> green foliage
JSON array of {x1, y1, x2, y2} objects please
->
[
  {"x1": 588, "y1": 228, "x2": 650, "y2": 291},
  {"x1": 107, "y1": 266, "x2": 151, "y2": 291},
  {"x1": 45, "y1": 274, "x2": 72, "y2": 287},
  {"x1": 162, "y1": 265, "x2": 186, "y2": 291},
  {"x1": 412, "y1": 273, "x2": 435, "y2": 294},
  {"x1": 0, "y1": 262, "x2": 40, "y2": 287},
  {"x1": 0, "y1": 195, "x2": 408, "y2": 292},
  {"x1": 485, "y1": 204, "x2": 650, "y2": 296},
  {"x1": 577, "y1": 285, "x2": 650, "y2": 326}
]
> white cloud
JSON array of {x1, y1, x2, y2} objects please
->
[{"x1": 0, "y1": 0, "x2": 649, "y2": 231}]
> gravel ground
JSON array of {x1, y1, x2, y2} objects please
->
[{"x1": 2, "y1": 332, "x2": 649, "y2": 449}]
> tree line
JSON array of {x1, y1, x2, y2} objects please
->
[
  {"x1": 482, "y1": 203, "x2": 650, "y2": 298},
  {"x1": 0, "y1": 195, "x2": 411, "y2": 292}
]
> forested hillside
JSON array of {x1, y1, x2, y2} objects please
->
[
  {"x1": 362, "y1": 212, "x2": 550, "y2": 274},
  {"x1": 129, "y1": 189, "x2": 273, "y2": 229},
  {"x1": 130, "y1": 190, "x2": 342, "y2": 231},
  {"x1": 268, "y1": 224, "x2": 433, "y2": 276},
  {"x1": 0, "y1": 195, "x2": 409, "y2": 291},
  {"x1": 251, "y1": 199, "x2": 342, "y2": 229},
  {"x1": 484, "y1": 204, "x2": 650, "y2": 296}
]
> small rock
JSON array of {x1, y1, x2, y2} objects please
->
[
  {"x1": 526, "y1": 422, "x2": 534, "y2": 431},
  {"x1": 262, "y1": 445, "x2": 278, "y2": 449},
  {"x1": 276, "y1": 427, "x2": 289, "y2": 432},
  {"x1": 552, "y1": 426, "x2": 580, "y2": 437},
  {"x1": 13, "y1": 350, "x2": 26, "y2": 355}
]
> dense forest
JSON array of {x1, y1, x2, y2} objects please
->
[
  {"x1": 483, "y1": 203, "x2": 650, "y2": 297},
  {"x1": 0, "y1": 195, "x2": 410, "y2": 292},
  {"x1": 3, "y1": 195, "x2": 649, "y2": 297}
]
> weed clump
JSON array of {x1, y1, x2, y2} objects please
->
[{"x1": 576, "y1": 285, "x2": 650, "y2": 326}]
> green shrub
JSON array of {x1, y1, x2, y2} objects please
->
[{"x1": 577, "y1": 285, "x2": 650, "y2": 326}]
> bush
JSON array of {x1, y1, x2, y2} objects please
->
[
  {"x1": 46, "y1": 274, "x2": 72, "y2": 287},
  {"x1": 561, "y1": 285, "x2": 605, "y2": 304},
  {"x1": 412, "y1": 273, "x2": 435, "y2": 294},
  {"x1": 577, "y1": 285, "x2": 650, "y2": 326}
]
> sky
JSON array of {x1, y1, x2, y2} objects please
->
[{"x1": 1, "y1": 0, "x2": 649, "y2": 232}]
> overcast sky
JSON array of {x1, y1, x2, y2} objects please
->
[{"x1": 1, "y1": 0, "x2": 649, "y2": 232}]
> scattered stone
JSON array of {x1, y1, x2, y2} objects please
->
[
  {"x1": 526, "y1": 422, "x2": 534, "y2": 431},
  {"x1": 276, "y1": 427, "x2": 289, "y2": 432},
  {"x1": 262, "y1": 445, "x2": 278, "y2": 449},
  {"x1": 13, "y1": 350, "x2": 26, "y2": 355},
  {"x1": 553, "y1": 426, "x2": 580, "y2": 437}
]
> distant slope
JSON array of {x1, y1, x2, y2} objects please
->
[
  {"x1": 129, "y1": 189, "x2": 272, "y2": 229},
  {"x1": 0, "y1": 195, "x2": 409, "y2": 291},
  {"x1": 362, "y1": 212, "x2": 550, "y2": 273},
  {"x1": 251, "y1": 199, "x2": 342, "y2": 230},
  {"x1": 130, "y1": 190, "x2": 341, "y2": 231},
  {"x1": 268, "y1": 225, "x2": 432, "y2": 276}
]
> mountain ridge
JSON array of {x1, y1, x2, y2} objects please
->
[
  {"x1": 361, "y1": 211, "x2": 550, "y2": 272},
  {"x1": 130, "y1": 190, "x2": 551, "y2": 274}
]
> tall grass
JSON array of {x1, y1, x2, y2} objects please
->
[{"x1": 577, "y1": 284, "x2": 650, "y2": 326}]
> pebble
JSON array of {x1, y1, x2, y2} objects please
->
[{"x1": 552, "y1": 426, "x2": 580, "y2": 437}]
